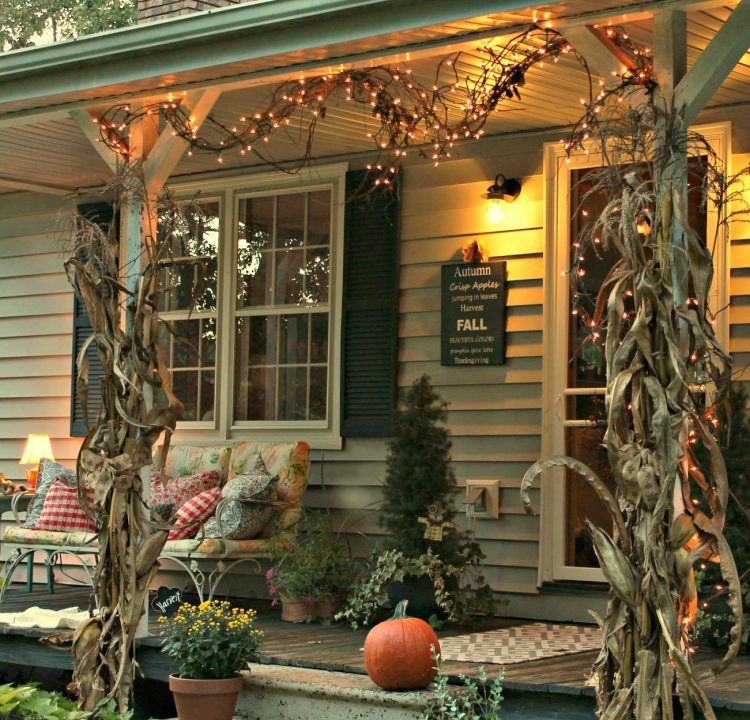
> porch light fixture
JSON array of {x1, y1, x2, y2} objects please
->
[
  {"x1": 20, "y1": 433, "x2": 54, "y2": 489},
  {"x1": 484, "y1": 174, "x2": 521, "y2": 224}
]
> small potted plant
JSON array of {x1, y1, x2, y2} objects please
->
[
  {"x1": 160, "y1": 600, "x2": 263, "y2": 720},
  {"x1": 266, "y1": 510, "x2": 355, "y2": 622}
]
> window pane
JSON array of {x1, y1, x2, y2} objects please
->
[
  {"x1": 301, "y1": 248, "x2": 330, "y2": 305},
  {"x1": 158, "y1": 201, "x2": 220, "y2": 313},
  {"x1": 172, "y1": 320, "x2": 200, "y2": 368},
  {"x1": 310, "y1": 367, "x2": 327, "y2": 420},
  {"x1": 201, "y1": 318, "x2": 216, "y2": 366},
  {"x1": 310, "y1": 314, "x2": 328, "y2": 363},
  {"x1": 307, "y1": 191, "x2": 331, "y2": 246},
  {"x1": 237, "y1": 251, "x2": 272, "y2": 307},
  {"x1": 279, "y1": 315, "x2": 308, "y2": 365},
  {"x1": 200, "y1": 371, "x2": 215, "y2": 422},
  {"x1": 238, "y1": 197, "x2": 274, "y2": 307},
  {"x1": 235, "y1": 316, "x2": 277, "y2": 366},
  {"x1": 279, "y1": 367, "x2": 307, "y2": 420},
  {"x1": 234, "y1": 367, "x2": 275, "y2": 421},
  {"x1": 276, "y1": 193, "x2": 305, "y2": 249},
  {"x1": 565, "y1": 426, "x2": 613, "y2": 567},
  {"x1": 275, "y1": 249, "x2": 304, "y2": 305},
  {"x1": 238, "y1": 196, "x2": 273, "y2": 250},
  {"x1": 172, "y1": 370, "x2": 198, "y2": 421}
]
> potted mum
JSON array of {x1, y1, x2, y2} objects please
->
[
  {"x1": 266, "y1": 510, "x2": 356, "y2": 622},
  {"x1": 160, "y1": 600, "x2": 263, "y2": 720}
]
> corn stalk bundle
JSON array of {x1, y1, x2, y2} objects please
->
[
  {"x1": 62, "y1": 166, "x2": 185, "y2": 712},
  {"x1": 522, "y1": 101, "x2": 747, "y2": 719}
]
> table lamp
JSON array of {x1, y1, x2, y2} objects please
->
[{"x1": 20, "y1": 433, "x2": 54, "y2": 489}]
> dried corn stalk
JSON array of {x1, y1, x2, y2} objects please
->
[
  {"x1": 62, "y1": 164, "x2": 190, "y2": 712},
  {"x1": 522, "y1": 101, "x2": 748, "y2": 719}
]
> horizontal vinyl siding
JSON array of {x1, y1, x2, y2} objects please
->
[
  {"x1": 0, "y1": 193, "x2": 79, "y2": 481},
  {"x1": 300, "y1": 136, "x2": 548, "y2": 599}
]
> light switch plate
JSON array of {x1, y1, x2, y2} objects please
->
[{"x1": 464, "y1": 479, "x2": 501, "y2": 519}]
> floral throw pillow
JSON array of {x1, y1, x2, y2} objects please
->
[
  {"x1": 169, "y1": 487, "x2": 221, "y2": 540},
  {"x1": 23, "y1": 459, "x2": 77, "y2": 529},
  {"x1": 211, "y1": 455, "x2": 278, "y2": 540},
  {"x1": 151, "y1": 470, "x2": 220, "y2": 508},
  {"x1": 34, "y1": 480, "x2": 96, "y2": 533}
]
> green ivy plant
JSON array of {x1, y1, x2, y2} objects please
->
[
  {"x1": 0, "y1": 684, "x2": 134, "y2": 720},
  {"x1": 420, "y1": 654, "x2": 504, "y2": 720},
  {"x1": 336, "y1": 548, "x2": 495, "y2": 629}
]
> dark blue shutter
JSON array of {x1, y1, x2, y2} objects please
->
[
  {"x1": 69, "y1": 203, "x2": 112, "y2": 437},
  {"x1": 340, "y1": 170, "x2": 400, "y2": 437}
]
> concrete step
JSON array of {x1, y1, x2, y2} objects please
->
[{"x1": 235, "y1": 664, "x2": 425, "y2": 720}]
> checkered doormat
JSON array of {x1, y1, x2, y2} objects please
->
[{"x1": 438, "y1": 622, "x2": 602, "y2": 664}]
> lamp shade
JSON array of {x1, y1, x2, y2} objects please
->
[{"x1": 20, "y1": 433, "x2": 54, "y2": 465}]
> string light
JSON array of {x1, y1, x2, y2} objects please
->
[{"x1": 94, "y1": 25, "x2": 616, "y2": 187}]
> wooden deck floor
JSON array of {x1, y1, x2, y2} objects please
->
[{"x1": 1, "y1": 585, "x2": 749, "y2": 716}]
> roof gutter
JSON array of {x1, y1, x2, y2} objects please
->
[{"x1": 0, "y1": 0, "x2": 556, "y2": 108}]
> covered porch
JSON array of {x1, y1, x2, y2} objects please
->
[
  {"x1": 0, "y1": 0, "x2": 750, "y2": 717},
  {"x1": 1, "y1": 585, "x2": 749, "y2": 719}
]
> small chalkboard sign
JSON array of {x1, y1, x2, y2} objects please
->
[
  {"x1": 151, "y1": 586, "x2": 183, "y2": 617},
  {"x1": 441, "y1": 261, "x2": 507, "y2": 366}
]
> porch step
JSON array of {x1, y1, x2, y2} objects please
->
[{"x1": 235, "y1": 664, "x2": 425, "y2": 720}]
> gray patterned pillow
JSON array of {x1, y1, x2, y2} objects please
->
[
  {"x1": 213, "y1": 456, "x2": 277, "y2": 540},
  {"x1": 23, "y1": 458, "x2": 76, "y2": 529}
]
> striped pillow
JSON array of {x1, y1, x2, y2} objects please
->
[
  {"x1": 34, "y1": 480, "x2": 96, "y2": 533},
  {"x1": 168, "y1": 487, "x2": 221, "y2": 540}
]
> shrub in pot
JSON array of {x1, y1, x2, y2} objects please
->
[
  {"x1": 339, "y1": 375, "x2": 495, "y2": 627},
  {"x1": 266, "y1": 510, "x2": 356, "y2": 622},
  {"x1": 159, "y1": 600, "x2": 263, "y2": 720}
]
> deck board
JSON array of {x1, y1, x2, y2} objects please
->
[{"x1": 1, "y1": 585, "x2": 749, "y2": 713}]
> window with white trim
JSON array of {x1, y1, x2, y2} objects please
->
[
  {"x1": 157, "y1": 199, "x2": 220, "y2": 422},
  {"x1": 541, "y1": 124, "x2": 729, "y2": 583},
  {"x1": 233, "y1": 189, "x2": 332, "y2": 423},
  {"x1": 156, "y1": 165, "x2": 345, "y2": 446}
]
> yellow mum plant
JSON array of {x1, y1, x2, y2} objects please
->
[{"x1": 159, "y1": 600, "x2": 263, "y2": 679}]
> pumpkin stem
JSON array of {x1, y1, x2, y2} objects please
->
[{"x1": 392, "y1": 599, "x2": 409, "y2": 619}]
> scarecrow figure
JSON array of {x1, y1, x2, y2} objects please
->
[{"x1": 418, "y1": 502, "x2": 454, "y2": 542}]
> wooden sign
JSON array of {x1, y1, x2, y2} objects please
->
[
  {"x1": 151, "y1": 586, "x2": 183, "y2": 617},
  {"x1": 441, "y1": 261, "x2": 507, "y2": 366}
]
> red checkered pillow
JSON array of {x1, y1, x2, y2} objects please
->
[
  {"x1": 35, "y1": 480, "x2": 96, "y2": 533},
  {"x1": 169, "y1": 487, "x2": 221, "y2": 540},
  {"x1": 151, "y1": 470, "x2": 221, "y2": 508}
]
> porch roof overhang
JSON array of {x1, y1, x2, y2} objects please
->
[{"x1": 0, "y1": 0, "x2": 748, "y2": 197}]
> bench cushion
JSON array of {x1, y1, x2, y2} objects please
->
[
  {"x1": 2, "y1": 524, "x2": 96, "y2": 548},
  {"x1": 2, "y1": 524, "x2": 271, "y2": 558}
]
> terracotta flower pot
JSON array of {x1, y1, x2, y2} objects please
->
[
  {"x1": 280, "y1": 596, "x2": 341, "y2": 622},
  {"x1": 281, "y1": 597, "x2": 318, "y2": 623},
  {"x1": 169, "y1": 673, "x2": 243, "y2": 720}
]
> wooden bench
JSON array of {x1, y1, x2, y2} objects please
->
[{"x1": 0, "y1": 441, "x2": 310, "y2": 603}]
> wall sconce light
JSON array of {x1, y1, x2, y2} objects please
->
[{"x1": 484, "y1": 173, "x2": 521, "y2": 224}]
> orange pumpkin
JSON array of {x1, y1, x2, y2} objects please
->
[{"x1": 364, "y1": 600, "x2": 440, "y2": 691}]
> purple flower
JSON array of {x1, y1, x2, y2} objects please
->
[
  {"x1": 271, "y1": 598, "x2": 278, "y2": 607},
  {"x1": 269, "y1": 586, "x2": 278, "y2": 595},
  {"x1": 305, "y1": 596, "x2": 315, "y2": 606},
  {"x1": 265, "y1": 568, "x2": 274, "y2": 581}
]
